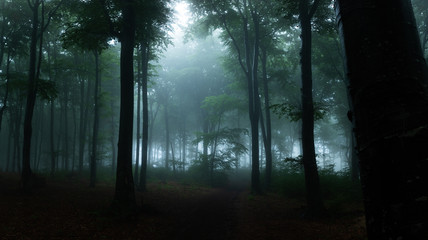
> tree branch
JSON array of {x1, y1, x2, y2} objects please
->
[
  {"x1": 210, "y1": 0, "x2": 249, "y2": 77},
  {"x1": 308, "y1": 0, "x2": 322, "y2": 19}
]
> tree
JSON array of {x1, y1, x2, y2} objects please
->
[
  {"x1": 136, "y1": 0, "x2": 171, "y2": 191},
  {"x1": 413, "y1": 0, "x2": 428, "y2": 59},
  {"x1": 112, "y1": 0, "x2": 137, "y2": 213},
  {"x1": 280, "y1": 0, "x2": 328, "y2": 216},
  {"x1": 61, "y1": 0, "x2": 111, "y2": 184},
  {"x1": 189, "y1": 0, "x2": 264, "y2": 193},
  {"x1": 336, "y1": 0, "x2": 428, "y2": 239},
  {"x1": 22, "y1": 0, "x2": 62, "y2": 192}
]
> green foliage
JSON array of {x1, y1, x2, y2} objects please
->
[
  {"x1": 194, "y1": 127, "x2": 248, "y2": 156},
  {"x1": 270, "y1": 102, "x2": 301, "y2": 122},
  {"x1": 60, "y1": 0, "x2": 111, "y2": 52},
  {"x1": 36, "y1": 79, "x2": 58, "y2": 101},
  {"x1": 186, "y1": 156, "x2": 230, "y2": 187},
  {"x1": 271, "y1": 162, "x2": 362, "y2": 205},
  {"x1": 270, "y1": 101, "x2": 329, "y2": 122}
]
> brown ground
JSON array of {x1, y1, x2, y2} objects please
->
[{"x1": 0, "y1": 172, "x2": 366, "y2": 240}]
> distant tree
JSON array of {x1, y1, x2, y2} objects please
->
[
  {"x1": 336, "y1": 0, "x2": 428, "y2": 239},
  {"x1": 196, "y1": 94, "x2": 247, "y2": 185},
  {"x1": 189, "y1": 0, "x2": 265, "y2": 193},
  {"x1": 61, "y1": 0, "x2": 110, "y2": 185}
]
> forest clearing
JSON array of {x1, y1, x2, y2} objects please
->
[{"x1": 0, "y1": 172, "x2": 366, "y2": 240}]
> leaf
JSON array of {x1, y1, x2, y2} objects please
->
[{"x1": 37, "y1": 79, "x2": 58, "y2": 101}]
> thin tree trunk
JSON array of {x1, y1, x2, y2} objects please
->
[
  {"x1": 22, "y1": 0, "x2": 42, "y2": 191},
  {"x1": 134, "y1": 50, "x2": 141, "y2": 184},
  {"x1": 261, "y1": 47, "x2": 273, "y2": 190},
  {"x1": 6, "y1": 116, "x2": 13, "y2": 171},
  {"x1": 90, "y1": 51, "x2": 101, "y2": 187},
  {"x1": 110, "y1": 99, "x2": 116, "y2": 176},
  {"x1": 139, "y1": 42, "x2": 149, "y2": 191},
  {"x1": 164, "y1": 103, "x2": 170, "y2": 170},
  {"x1": 0, "y1": 50, "x2": 11, "y2": 132},
  {"x1": 0, "y1": 0, "x2": 6, "y2": 69}
]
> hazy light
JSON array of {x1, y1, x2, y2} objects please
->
[{"x1": 171, "y1": 1, "x2": 191, "y2": 40}]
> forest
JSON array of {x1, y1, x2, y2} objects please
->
[{"x1": 0, "y1": 0, "x2": 427, "y2": 239}]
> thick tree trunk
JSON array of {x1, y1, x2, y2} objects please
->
[
  {"x1": 336, "y1": 0, "x2": 428, "y2": 239},
  {"x1": 113, "y1": 0, "x2": 137, "y2": 213},
  {"x1": 299, "y1": 0, "x2": 325, "y2": 217}
]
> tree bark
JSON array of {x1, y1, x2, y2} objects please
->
[
  {"x1": 134, "y1": 51, "x2": 141, "y2": 184},
  {"x1": 336, "y1": 0, "x2": 428, "y2": 239},
  {"x1": 90, "y1": 51, "x2": 101, "y2": 188},
  {"x1": 113, "y1": 0, "x2": 137, "y2": 213},
  {"x1": 261, "y1": 47, "x2": 273, "y2": 190},
  {"x1": 299, "y1": 0, "x2": 325, "y2": 217},
  {"x1": 139, "y1": 42, "x2": 149, "y2": 191},
  {"x1": 22, "y1": 0, "x2": 41, "y2": 192},
  {"x1": 164, "y1": 102, "x2": 170, "y2": 170}
]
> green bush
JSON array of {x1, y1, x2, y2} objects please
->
[{"x1": 271, "y1": 163, "x2": 362, "y2": 205}]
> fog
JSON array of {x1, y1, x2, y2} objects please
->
[{"x1": 1, "y1": 0, "x2": 428, "y2": 239}]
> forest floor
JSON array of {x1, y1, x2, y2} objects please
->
[{"x1": 0, "y1": 172, "x2": 366, "y2": 240}]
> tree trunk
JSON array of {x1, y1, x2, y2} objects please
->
[
  {"x1": 164, "y1": 103, "x2": 170, "y2": 170},
  {"x1": 0, "y1": 50, "x2": 11, "y2": 132},
  {"x1": 261, "y1": 47, "x2": 273, "y2": 190},
  {"x1": 336, "y1": 0, "x2": 428, "y2": 239},
  {"x1": 134, "y1": 52, "x2": 141, "y2": 184},
  {"x1": 90, "y1": 51, "x2": 101, "y2": 188},
  {"x1": 113, "y1": 0, "x2": 137, "y2": 214},
  {"x1": 139, "y1": 42, "x2": 149, "y2": 191},
  {"x1": 0, "y1": 0, "x2": 5, "y2": 70},
  {"x1": 299, "y1": 0, "x2": 325, "y2": 217},
  {"x1": 22, "y1": 0, "x2": 41, "y2": 192},
  {"x1": 110, "y1": 99, "x2": 117, "y2": 176},
  {"x1": 79, "y1": 56, "x2": 92, "y2": 174}
]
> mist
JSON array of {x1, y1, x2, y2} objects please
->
[{"x1": 1, "y1": 0, "x2": 427, "y2": 239}]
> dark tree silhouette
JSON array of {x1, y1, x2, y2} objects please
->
[
  {"x1": 113, "y1": 0, "x2": 137, "y2": 213},
  {"x1": 298, "y1": 0, "x2": 325, "y2": 217},
  {"x1": 336, "y1": 0, "x2": 428, "y2": 239}
]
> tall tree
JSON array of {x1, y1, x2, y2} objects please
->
[
  {"x1": 61, "y1": 0, "x2": 110, "y2": 183},
  {"x1": 336, "y1": 0, "x2": 428, "y2": 239},
  {"x1": 280, "y1": 0, "x2": 327, "y2": 216},
  {"x1": 136, "y1": 0, "x2": 171, "y2": 191},
  {"x1": 189, "y1": 0, "x2": 265, "y2": 193},
  {"x1": 22, "y1": 0, "x2": 62, "y2": 192},
  {"x1": 113, "y1": 0, "x2": 137, "y2": 213}
]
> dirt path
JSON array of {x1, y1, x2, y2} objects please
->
[
  {"x1": 168, "y1": 189, "x2": 239, "y2": 240},
  {"x1": 0, "y1": 173, "x2": 366, "y2": 240}
]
